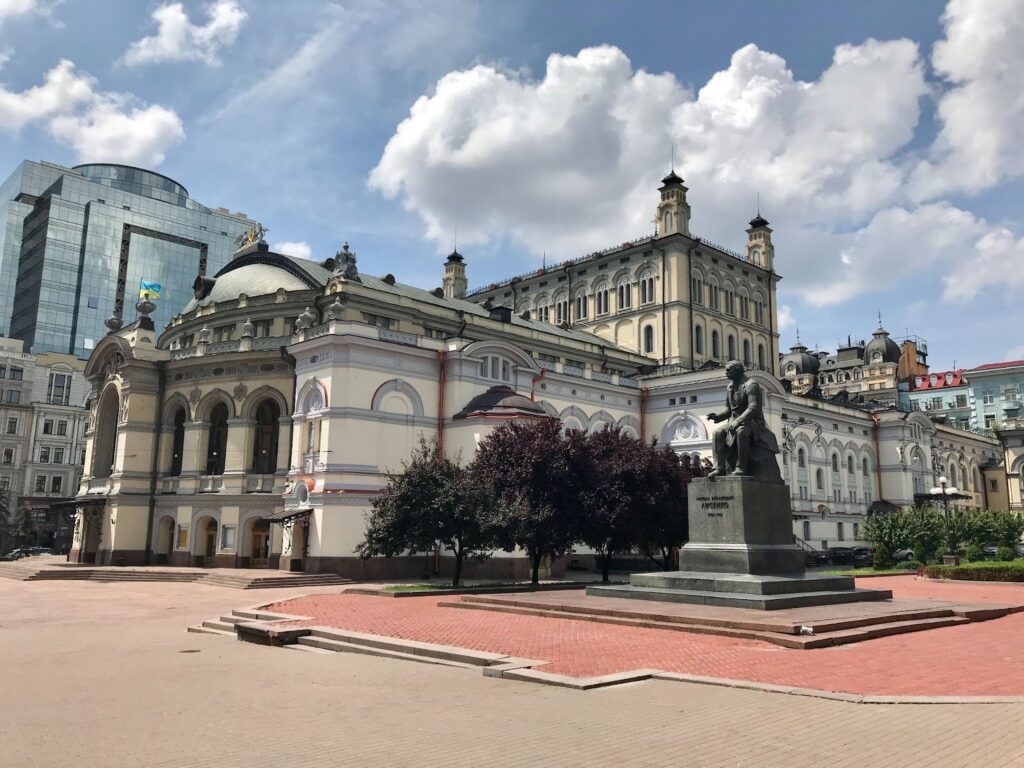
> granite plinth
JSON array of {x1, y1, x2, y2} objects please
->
[{"x1": 588, "y1": 476, "x2": 892, "y2": 611}]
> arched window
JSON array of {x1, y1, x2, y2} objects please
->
[
  {"x1": 831, "y1": 454, "x2": 839, "y2": 473},
  {"x1": 708, "y1": 283, "x2": 720, "y2": 310},
  {"x1": 798, "y1": 448, "x2": 806, "y2": 468},
  {"x1": 757, "y1": 343, "x2": 766, "y2": 369},
  {"x1": 847, "y1": 456, "x2": 854, "y2": 474},
  {"x1": 251, "y1": 400, "x2": 280, "y2": 474},
  {"x1": 91, "y1": 387, "x2": 119, "y2": 479},
  {"x1": 816, "y1": 468, "x2": 825, "y2": 490},
  {"x1": 694, "y1": 325, "x2": 704, "y2": 355},
  {"x1": 727, "y1": 335, "x2": 736, "y2": 360},
  {"x1": 596, "y1": 287, "x2": 610, "y2": 315},
  {"x1": 711, "y1": 330, "x2": 720, "y2": 358},
  {"x1": 554, "y1": 297, "x2": 569, "y2": 325},
  {"x1": 537, "y1": 305, "x2": 550, "y2": 323},
  {"x1": 639, "y1": 273, "x2": 655, "y2": 304},
  {"x1": 742, "y1": 339, "x2": 751, "y2": 365},
  {"x1": 643, "y1": 325, "x2": 655, "y2": 355},
  {"x1": 169, "y1": 408, "x2": 186, "y2": 476},
  {"x1": 205, "y1": 402, "x2": 229, "y2": 476},
  {"x1": 575, "y1": 294, "x2": 588, "y2": 320},
  {"x1": 663, "y1": 210, "x2": 673, "y2": 231},
  {"x1": 617, "y1": 281, "x2": 632, "y2": 311},
  {"x1": 863, "y1": 458, "x2": 869, "y2": 477},
  {"x1": 691, "y1": 277, "x2": 703, "y2": 305}
]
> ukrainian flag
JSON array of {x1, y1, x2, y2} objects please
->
[{"x1": 139, "y1": 280, "x2": 162, "y2": 300}]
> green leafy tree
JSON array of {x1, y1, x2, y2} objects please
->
[
  {"x1": 863, "y1": 510, "x2": 909, "y2": 560},
  {"x1": 571, "y1": 427, "x2": 645, "y2": 584},
  {"x1": 17, "y1": 507, "x2": 36, "y2": 547},
  {"x1": 905, "y1": 505, "x2": 943, "y2": 561},
  {"x1": 472, "y1": 419, "x2": 581, "y2": 584},
  {"x1": 357, "y1": 438, "x2": 495, "y2": 586},
  {"x1": 634, "y1": 447, "x2": 709, "y2": 570}
]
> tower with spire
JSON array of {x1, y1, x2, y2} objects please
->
[
  {"x1": 656, "y1": 169, "x2": 690, "y2": 237},
  {"x1": 442, "y1": 248, "x2": 467, "y2": 300},
  {"x1": 746, "y1": 206, "x2": 774, "y2": 270}
]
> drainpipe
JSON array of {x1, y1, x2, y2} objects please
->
[
  {"x1": 565, "y1": 266, "x2": 572, "y2": 328},
  {"x1": 687, "y1": 245, "x2": 697, "y2": 368},
  {"x1": 660, "y1": 248, "x2": 667, "y2": 365},
  {"x1": 767, "y1": 266, "x2": 778, "y2": 375},
  {"x1": 870, "y1": 412, "x2": 883, "y2": 503},
  {"x1": 436, "y1": 350, "x2": 446, "y2": 460},
  {"x1": 530, "y1": 368, "x2": 548, "y2": 401},
  {"x1": 640, "y1": 387, "x2": 649, "y2": 444},
  {"x1": 143, "y1": 362, "x2": 166, "y2": 565}
]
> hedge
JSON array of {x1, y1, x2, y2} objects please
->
[{"x1": 922, "y1": 562, "x2": 1024, "y2": 582}]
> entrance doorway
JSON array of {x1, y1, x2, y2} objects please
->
[
  {"x1": 194, "y1": 516, "x2": 218, "y2": 566},
  {"x1": 251, "y1": 521, "x2": 270, "y2": 568}
]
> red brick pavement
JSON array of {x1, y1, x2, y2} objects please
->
[{"x1": 266, "y1": 577, "x2": 1024, "y2": 696}]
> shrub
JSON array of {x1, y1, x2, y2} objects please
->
[
  {"x1": 996, "y1": 545, "x2": 1016, "y2": 562},
  {"x1": 922, "y1": 562, "x2": 1024, "y2": 581},
  {"x1": 897, "y1": 559, "x2": 921, "y2": 570},
  {"x1": 912, "y1": 543, "x2": 928, "y2": 564},
  {"x1": 964, "y1": 543, "x2": 985, "y2": 563},
  {"x1": 873, "y1": 542, "x2": 892, "y2": 569}
]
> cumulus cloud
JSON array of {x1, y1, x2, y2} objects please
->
[
  {"x1": 0, "y1": 59, "x2": 184, "y2": 165},
  {"x1": 371, "y1": 2, "x2": 1024, "y2": 310},
  {"x1": 123, "y1": 1, "x2": 246, "y2": 67},
  {"x1": 777, "y1": 305, "x2": 795, "y2": 331},
  {"x1": 910, "y1": 0, "x2": 1024, "y2": 199},
  {"x1": 272, "y1": 241, "x2": 312, "y2": 260}
]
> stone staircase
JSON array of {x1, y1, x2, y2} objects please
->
[
  {"x1": 199, "y1": 572, "x2": 352, "y2": 590},
  {"x1": 440, "y1": 592, "x2": 1022, "y2": 649}
]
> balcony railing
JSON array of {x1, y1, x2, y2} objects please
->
[
  {"x1": 197, "y1": 475, "x2": 223, "y2": 493},
  {"x1": 159, "y1": 477, "x2": 180, "y2": 494},
  {"x1": 244, "y1": 474, "x2": 276, "y2": 493}
]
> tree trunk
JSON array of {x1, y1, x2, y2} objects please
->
[
  {"x1": 600, "y1": 552, "x2": 611, "y2": 584},
  {"x1": 530, "y1": 549, "x2": 542, "y2": 585},
  {"x1": 452, "y1": 548, "x2": 463, "y2": 587}
]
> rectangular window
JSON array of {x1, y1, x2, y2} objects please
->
[
  {"x1": 362, "y1": 313, "x2": 392, "y2": 330},
  {"x1": 990, "y1": 479, "x2": 998, "y2": 491},
  {"x1": 39, "y1": 447, "x2": 51, "y2": 463},
  {"x1": 983, "y1": 393, "x2": 995, "y2": 404},
  {"x1": 6, "y1": 418, "x2": 16, "y2": 434},
  {"x1": 221, "y1": 525, "x2": 236, "y2": 549},
  {"x1": 0, "y1": 477, "x2": 8, "y2": 491},
  {"x1": 837, "y1": 522, "x2": 845, "y2": 541},
  {"x1": 0, "y1": 365, "x2": 5, "y2": 378},
  {"x1": 9, "y1": 367, "x2": 22, "y2": 380},
  {"x1": 87, "y1": 296, "x2": 98, "y2": 309},
  {"x1": 43, "y1": 419, "x2": 54, "y2": 435},
  {"x1": 47, "y1": 373, "x2": 72, "y2": 405},
  {"x1": 2, "y1": 448, "x2": 13, "y2": 464},
  {"x1": 956, "y1": 395, "x2": 967, "y2": 408},
  {"x1": 931, "y1": 397, "x2": 943, "y2": 410},
  {"x1": 50, "y1": 476, "x2": 62, "y2": 493},
  {"x1": 212, "y1": 324, "x2": 236, "y2": 342},
  {"x1": 35, "y1": 475, "x2": 46, "y2": 493},
  {"x1": 254, "y1": 319, "x2": 274, "y2": 337},
  {"x1": 176, "y1": 525, "x2": 189, "y2": 549},
  {"x1": 985, "y1": 414, "x2": 996, "y2": 428},
  {"x1": 853, "y1": 522, "x2": 860, "y2": 540},
  {"x1": 80, "y1": 448, "x2": 87, "y2": 465},
  {"x1": 53, "y1": 448, "x2": 64, "y2": 464},
  {"x1": 5, "y1": 390, "x2": 20, "y2": 404},
  {"x1": 56, "y1": 420, "x2": 67, "y2": 436}
]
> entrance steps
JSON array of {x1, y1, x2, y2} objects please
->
[
  {"x1": 440, "y1": 593, "x2": 1020, "y2": 649},
  {"x1": 200, "y1": 572, "x2": 353, "y2": 590},
  {"x1": 0, "y1": 563, "x2": 205, "y2": 583}
]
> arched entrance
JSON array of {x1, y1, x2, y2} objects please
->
[
  {"x1": 193, "y1": 516, "x2": 218, "y2": 567},
  {"x1": 155, "y1": 515, "x2": 175, "y2": 564}
]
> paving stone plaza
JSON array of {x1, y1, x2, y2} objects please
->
[{"x1": 3, "y1": 565, "x2": 1024, "y2": 767}]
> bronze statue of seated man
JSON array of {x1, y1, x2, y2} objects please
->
[{"x1": 707, "y1": 360, "x2": 782, "y2": 483}]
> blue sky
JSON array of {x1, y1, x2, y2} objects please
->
[{"x1": 1, "y1": 0, "x2": 1021, "y2": 370}]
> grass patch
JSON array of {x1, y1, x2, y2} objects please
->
[{"x1": 820, "y1": 567, "x2": 910, "y2": 577}]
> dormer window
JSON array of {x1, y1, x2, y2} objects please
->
[{"x1": 480, "y1": 355, "x2": 513, "y2": 383}]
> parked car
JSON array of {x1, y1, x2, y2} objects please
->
[
  {"x1": 852, "y1": 547, "x2": 875, "y2": 567},
  {"x1": 826, "y1": 547, "x2": 855, "y2": 565},
  {"x1": 893, "y1": 548, "x2": 915, "y2": 562}
]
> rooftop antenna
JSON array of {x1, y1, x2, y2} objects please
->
[
  {"x1": 542, "y1": 250, "x2": 546, "y2": 269},
  {"x1": 795, "y1": 326, "x2": 801, "y2": 344},
  {"x1": 877, "y1": 310, "x2": 883, "y2": 329},
  {"x1": 670, "y1": 143, "x2": 675, "y2": 172},
  {"x1": 453, "y1": 227, "x2": 457, "y2": 253},
  {"x1": 756, "y1": 189, "x2": 761, "y2": 216}
]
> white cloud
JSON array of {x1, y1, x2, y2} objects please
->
[
  {"x1": 777, "y1": 305, "x2": 795, "y2": 331},
  {"x1": 910, "y1": 0, "x2": 1024, "y2": 199},
  {"x1": 272, "y1": 241, "x2": 312, "y2": 260},
  {"x1": 370, "y1": 8, "x2": 1024, "y2": 311},
  {"x1": 123, "y1": 1, "x2": 247, "y2": 67},
  {"x1": 0, "y1": 59, "x2": 184, "y2": 166},
  {"x1": 0, "y1": 0, "x2": 37, "y2": 19},
  {"x1": 49, "y1": 100, "x2": 184, "y2": 166}
]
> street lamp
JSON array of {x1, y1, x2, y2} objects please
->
[{"x1": 929, "y1": 475, "x2": 960, "y2": 565}]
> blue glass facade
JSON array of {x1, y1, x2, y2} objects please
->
[{"x1": 0, "y1": 161, "x2": 254, "y2": 358}]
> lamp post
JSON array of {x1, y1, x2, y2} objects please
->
[{"x1": 931, "y1": 475, "x2": 960, "y2": 565}]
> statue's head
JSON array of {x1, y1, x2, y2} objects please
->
[{"x1": 725, "y1": 360, "x2": 745, "y2": 380}]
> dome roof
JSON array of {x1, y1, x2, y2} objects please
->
[
  {"x1": 864, "y1": 327, "x2": 901, "y2": 364},
  {"x1": 781, "y1": 342, "x2": 820, "y2": 375},
  {"x1": 748, "y1": 213, "x2": 770, "y2": 229},
  {"x1": 660, "y1": 170, "x2": 684, "y2": 187},
  {"x1": 182, "y1": 251, "x2": 331, "y2": 313},
  {"x1": 454, "y1": 385, "x2": 547, "y2": 420}
]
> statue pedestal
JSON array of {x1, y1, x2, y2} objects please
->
[{"x1": 588, "y1": 476, "x2": 891, "y2": 610}]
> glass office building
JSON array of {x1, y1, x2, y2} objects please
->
[{"x1": 0, "y1": 161, "x2": 255, "y2": 358}]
